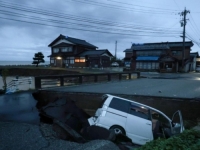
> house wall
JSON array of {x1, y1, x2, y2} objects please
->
[
  {"x1": 50, "y1": 42, "x2": 97, "y2": 68},
  {"x1": 184, "y1": 47, "x2": 191, "y2": 59},
  {"x1": 74, "y1": 62, "x2": 86, "y2": 68},
  {"x1": 125, "y1": 52, "x2": 132, "y2": 58},
  {"x1": 192, "y1": 57, "x2": 196, "y2": 71},
  {"x1": 88, "y1": 56, "x2": 110, "y2": 68},
  {"x1": 170, "y1": 47, "x2": 191, "y2": 60},
  {"x1": 125, "y1": 45, "x2": 192, "y2": 72}
]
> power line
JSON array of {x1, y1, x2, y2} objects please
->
[
  {"x1": 0, "y1": 10, "x2": 181, "y2": 34},
  {"x1": 173, "y1": 0, "x2": 181, "y2": 10},
  {"x1": 0, "y1": 0, "x2": 181, "y2": 38},
  {"x1": 0, "y1": 9, "x2": 180, "y2": 34},
  {"x1": 107, "y1": 0, "x2": 180, "y2": 11},
  {"x1": 70, "y1": 0, "x2": 179, "y2": 14},
  {"x1": 188, "y1": 23, "x2": 200, "y2": 40},
  {"x1": 0, "y1": 1, "x2": 179, "y2": 31},
  {"x1": 189, "y1": 13, "x2": 200, "y2": 36},
  {"x1": 186, "y1": 32, "x2": 200, "y2": 48},
  {"x1": 0, "y1": 16, "x2": 181, "y2": 37}
]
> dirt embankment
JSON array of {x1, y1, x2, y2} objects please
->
[{"x1": 0, "y1": 68, "x2": 79, "y2": 76}]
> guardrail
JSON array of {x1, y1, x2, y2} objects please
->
[
  {"x1": 6, "y1": 77, "x2": 32, "y2": 93},
  {"x1": 35, "y1": 72, "x2": 140, "y2": 89}
]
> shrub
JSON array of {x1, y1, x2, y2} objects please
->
[{"x1": 136, "y1": 129, "x2": 200, "y2": 150}]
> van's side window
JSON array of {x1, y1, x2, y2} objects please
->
[
  {"x1": 129, "y1": 103, "x2": 150, "y2": 120},
  {"x1": 109, "y1": 98, "x2": 129, "y2": 113}
]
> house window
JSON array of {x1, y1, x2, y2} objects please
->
[
  {"x1": 51, "y1": 59, "x2": 54, "y2": 63},
  {"x1": 70, "y1": 59, "x2": 74, "y2": 64},
  {"x1": 53, "y1": 48, "x2": 59, "y2": 53},
  {"x1": 75, "y1": 57, "x2": 85, "y2": 62},
  {"x1": 172, "y1": 51, "x2": 182, "y2": 56},
  {"x1": 61, "y1": 47, "x2": 73, "y2": 52},
  {"x1": 75, "y1": 59, "x2": 80, "y2": 62},
  {"x1": 65, "y1": 57, "x2": 74, "y2": 64},
  {"x1": 61, "y1": 48, "x2": 68, "y2": 52},
  {"x1": 68, "y1": 47, "x2": 72, "y2": 52}
]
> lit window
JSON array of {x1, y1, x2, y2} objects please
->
[
  {"x1": 75, "y1": 59, "x2": 80, "y2": 62},
  {"x1": 75, "y1": 58, "x2": 85, "y2": 62}
]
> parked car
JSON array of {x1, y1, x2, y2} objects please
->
[
  {"x1": 111, "y1": 62, "x2": 119, "y2": 67},
  {"x1": 88, "y1": 94, "x2": 184, "y2": 145}
]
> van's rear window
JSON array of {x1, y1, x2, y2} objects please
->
[{"x1": 109, "y1": 98, "x2": 129, "y2": 113}]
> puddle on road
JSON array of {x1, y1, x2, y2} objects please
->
[{"x1": 0, "y1": 92, "x2": 40, "y2": 124}]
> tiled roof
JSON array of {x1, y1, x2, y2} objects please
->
[
  {"x1": 66, "y1": 36, "x2": 97, "y2": 48},
  {"x1": 123, "y1": 49, "x2": 132, "y2": 52},
  {"x1": 131, "y1": 45, "x2": 169, "y2": 51},
  {"x1": 78, "y1": 49, "x2": 113, "y2": 57},
  {"x1": 124, "y1": 41, "x2": 194, "y2": 52},
  {"x1": 143, "y1": 41, "x2": 193, "y2": 47},
  {"x1": 190, "y1": 52, "x2": 199, "y2": 57},
  {"x1": 48, "y1": 34, "x2": 98, "y2": 48}
]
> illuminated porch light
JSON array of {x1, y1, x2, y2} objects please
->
[{"x1": 57, "y1": 57, "x2": 62, "y2": 59}]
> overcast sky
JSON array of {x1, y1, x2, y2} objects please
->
[{"x1": 0, "y1": 0, "x2": 200, "y2": 61}]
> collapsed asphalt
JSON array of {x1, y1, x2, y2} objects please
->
[{"x1": 0, "y1": 91, "x2": 138, "y2": 150}]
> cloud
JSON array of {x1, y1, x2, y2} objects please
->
[{"x1": 0, "y1": 0, "x2": 199, "y2": 62}]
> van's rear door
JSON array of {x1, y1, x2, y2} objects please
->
[
  {"x1": 126, "y1": 103, "x2": 153, "y2": 145},
  {"x1": 171, "y1": 110, "x2": 184, "y2": 134}
]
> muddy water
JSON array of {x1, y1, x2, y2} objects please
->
[{"x1": 0, "y1": 91, "x2": 40, "y2": 124}]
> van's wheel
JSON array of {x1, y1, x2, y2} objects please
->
[{"x1": 110, "y1": 125, "x2": 126, "y2": 135}]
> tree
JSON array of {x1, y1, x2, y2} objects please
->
[{"x1": 32, "y1": 52, "x2": 45, "y2": 67}]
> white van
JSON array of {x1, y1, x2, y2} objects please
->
[{"x1": 88, "y1": 94, "x2": 184, "y2": 145}]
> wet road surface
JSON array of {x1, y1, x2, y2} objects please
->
[{"x1": 0, "y1": 91, "x2": 40, "y2": 124}]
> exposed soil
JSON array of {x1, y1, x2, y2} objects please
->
[{"x1": 0, "y1": 68, "x2": 80, "y2": 76}]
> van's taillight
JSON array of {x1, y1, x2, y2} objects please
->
[{"x1": 101, "y1": 110, "x2": 107, "y2": 116}]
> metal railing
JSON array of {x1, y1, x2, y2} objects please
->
[
  {"x1": 6, "y1": 77, "x2": 32, "y2": 94},
  {"x1": 35, "y1": 72, "x2": 140, "y2": 89}
]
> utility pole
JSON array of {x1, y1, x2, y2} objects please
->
[
  {"x1": 179, "y1": 7, "x2": 190, "y2": 69},
  {"x1": 115, "y1": 40, "x2": 117, "y2": 59}
]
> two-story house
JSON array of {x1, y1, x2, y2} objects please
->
[
  {"x1": 123, "y1": 41, "x2": 194, "y2": 72},
  {"x1": 48, "y1": 34, "x2": 113, "y2": 68}
]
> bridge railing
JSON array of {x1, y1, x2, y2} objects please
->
[{"x1": 34, "y1": 72, "x2": 140, "y2": 89}]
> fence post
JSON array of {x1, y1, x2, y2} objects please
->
[
  {"x1": 60, "y1": 77, "x2": 64, "y2": 86},
  {"x1": 119, "y1": 73, "x2": 122, "y2": 80},
  {"x1": 79, "y1": 75, "x2": 83, "y2": 84},
  {"x1": 128, "y1": 73, "x2": 131, "y2": 79},
  {"x1": 35, "y1": 77, "x2": 41, "y2": 89},
  {"x1": 108, "y1": 74, "x2": 111, "y2": 81},
  {"x1": 137, "y1": 72, "x2": 140, "y2": 78},
  {"x1": 94, "y1": 75, "x2": 98, "y2": 82}
]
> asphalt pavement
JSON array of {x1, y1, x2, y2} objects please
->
[
  {"x1": 45, "y1": 72, "x2": 200, "y2": 99},
  {"x1": 0, "y1": 121, "x2": 119, "y2": 150}
]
